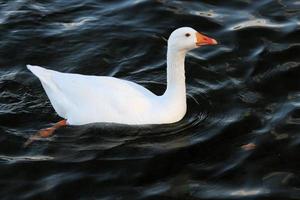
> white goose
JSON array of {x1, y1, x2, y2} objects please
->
[{"x1": 26, "y1": 27, "x2": 217, "y2": 144}]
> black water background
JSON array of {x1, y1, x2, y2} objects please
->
[{"x1": 0, "y1": 0, "x2": 300, "y2": 199}]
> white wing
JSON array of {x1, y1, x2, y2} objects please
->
[{"x1": 27, "y1": 65, "x2": 157, "y2": 125}]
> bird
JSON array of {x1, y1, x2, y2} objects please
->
[{"x1": 25, "y1": 27, "x2": 217, "y2": 145}]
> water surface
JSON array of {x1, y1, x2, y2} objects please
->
[{"x1": 0, "y1": 0, "x2": 300, "y2": 199}]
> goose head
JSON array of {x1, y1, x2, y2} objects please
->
[{"x1": 168, "y1": 27, "x2": 217, "y2": 52}]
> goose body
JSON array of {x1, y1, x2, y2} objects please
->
[
  {"x1": 27, "y1": 27, "x2": 217, "y2": 125},
  {"x1": 27, "y1": 65, "x2": 185, "y2": 125}
]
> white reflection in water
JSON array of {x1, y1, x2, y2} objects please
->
[
  {"x1": 229, "y1": 18, "x2": 297, "y2": 30},
  {"x1": 59, "y1": 17, "x2": 97, "y2": 30},
  {"x1": 0, "y1": 155, "x2": 54, "y2": 163},
  {"x1": 230, "y1": 188, "x2": 266, "y2": 196}
]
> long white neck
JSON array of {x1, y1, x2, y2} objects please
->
[{"x1": 163, "y1": 46, "x2": 187, "y2": 105}]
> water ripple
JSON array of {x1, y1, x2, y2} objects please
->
[{"x1": 0, "y1": 0, "x2": 299, "y2": 199}]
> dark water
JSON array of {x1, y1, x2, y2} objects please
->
[{"x1": 0, "y1": 0, "x2": 300, "y2": 199}]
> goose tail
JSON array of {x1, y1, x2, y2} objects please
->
[{"x1": 27, "y1": 64, "x2": 52, "y2": 83}]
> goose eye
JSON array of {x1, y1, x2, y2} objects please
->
[{"x1": 185, "y1": 33, "x2": 190, "y2": 37}]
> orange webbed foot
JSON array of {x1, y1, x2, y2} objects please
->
[
  {"x1": 24, "y1": 119, "x2": 67, "y2": 147},
  {"x1": 38, "y1": 127, "x2": 55, "y2": 138}
]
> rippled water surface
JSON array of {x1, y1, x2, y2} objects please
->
[{"x1": 1, "y1": 0, "x2": 300, "y2": 199}]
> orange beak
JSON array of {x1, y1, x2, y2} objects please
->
[{"x1": 196, "y1": 32, "x2": 218, "y2": 46}]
